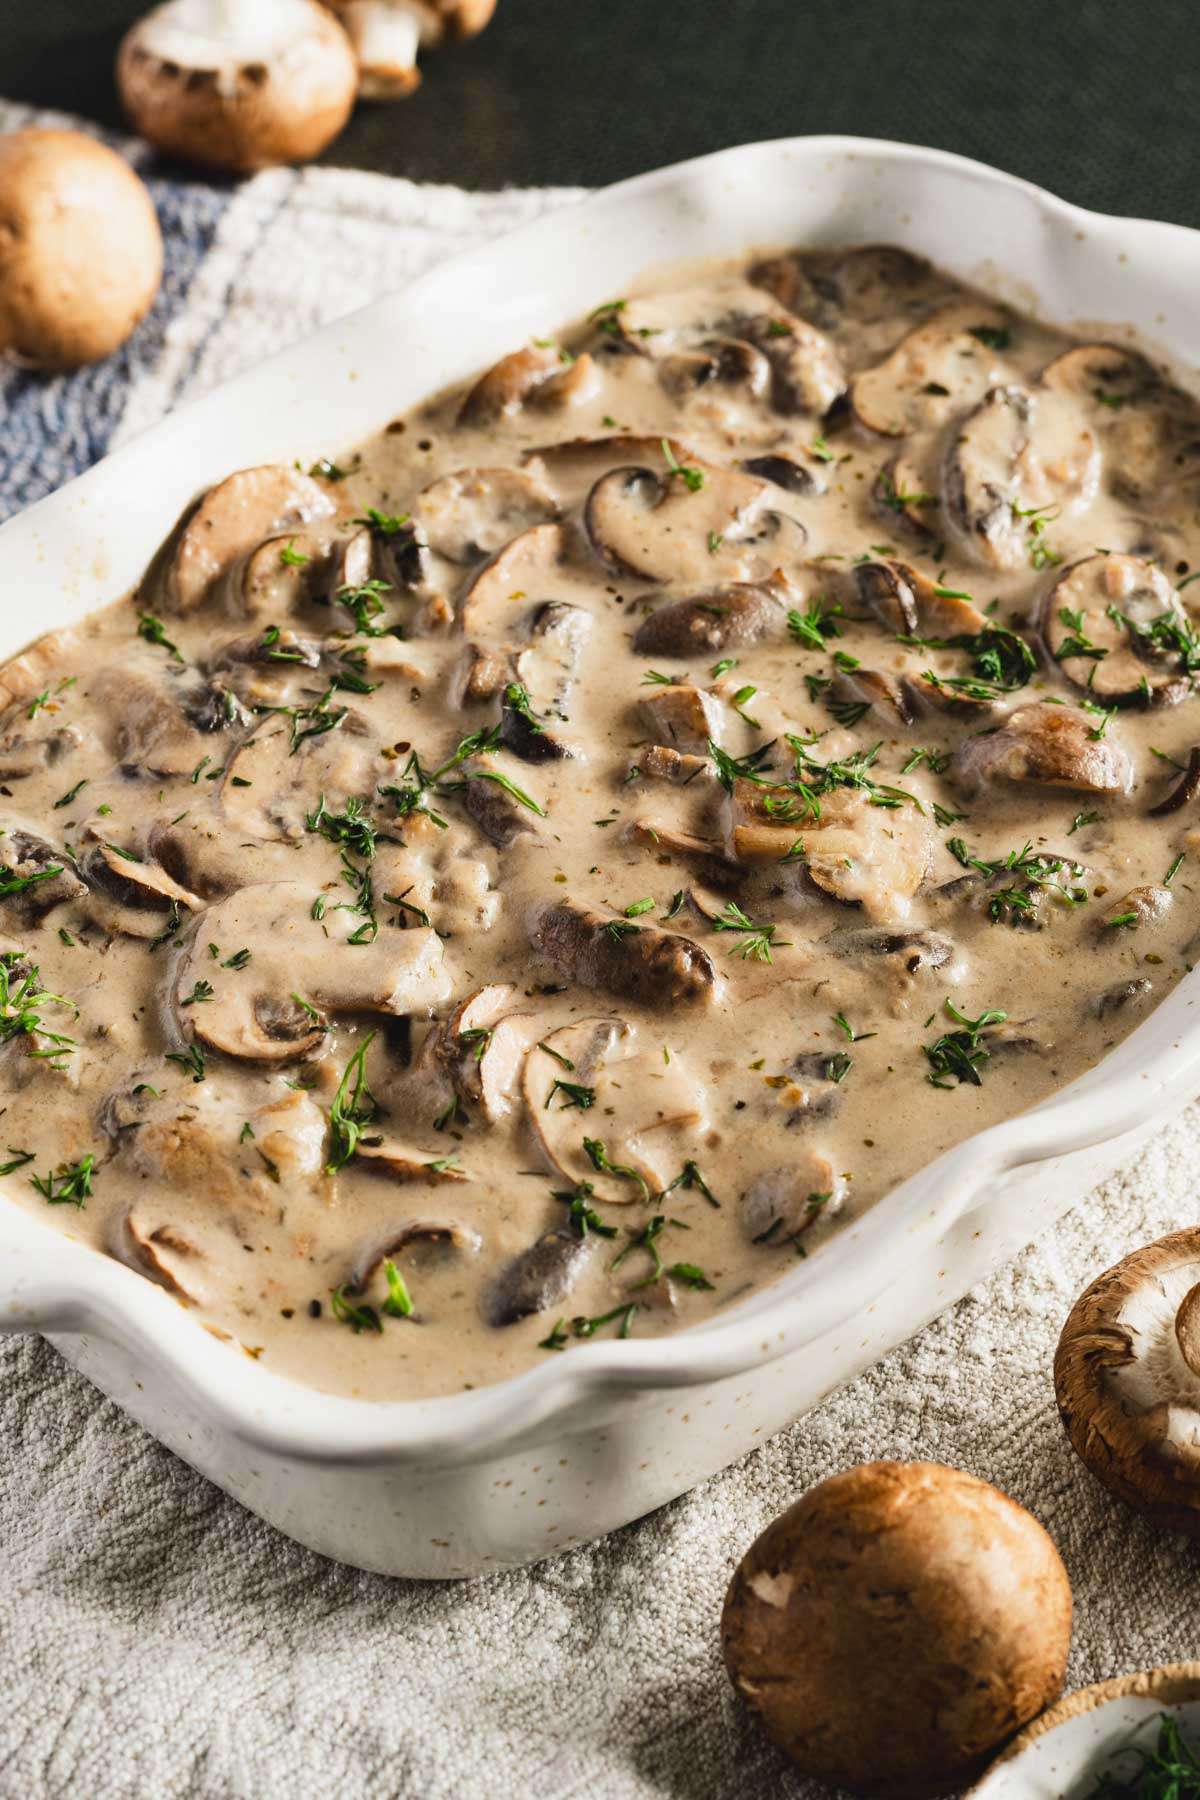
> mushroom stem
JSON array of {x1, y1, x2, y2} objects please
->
[
  {"x1": 337, "y1": 1, "x2": 423, "y2": 85},
  {"x1": 1175, "y1": 1282, "x2": 1200, "y2": 1379}
]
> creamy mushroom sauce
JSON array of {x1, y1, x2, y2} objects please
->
[{"x1": 5, "y1": 244, "x2": 1200, "y2": 1401}]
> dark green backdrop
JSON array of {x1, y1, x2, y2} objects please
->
[{"x1": 7, "y1": 0, "x2": 1196, "y2": 225}]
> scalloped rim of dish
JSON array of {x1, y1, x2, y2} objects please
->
[{"x1": 4, "y1": 134, "x2": 1200, "y2": 1468}]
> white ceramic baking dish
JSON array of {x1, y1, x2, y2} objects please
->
[{"x1": 4, "y1": 135, "x2": 1200, "y2": 1580}]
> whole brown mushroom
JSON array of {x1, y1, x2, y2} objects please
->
[
  {"x1": 0, "y1": 130, "x2": 163, "y2": 371},
  {"x1": 721, "y1": 1460, "x2": 1072, "y2": 1798},
  {"x1": 324, "y1": 0, "x2": 497, "y2": 97},
  {"x1": 117, "y1": 0, "x2": 358, "y2": 175},
  {"x1": 1055, "y1": 1227, "x2": 1200, "y2": 1536}
]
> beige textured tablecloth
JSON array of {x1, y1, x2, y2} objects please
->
[{"x1": 1, "y1": 99, "x2": 1197, "y2": 1800}]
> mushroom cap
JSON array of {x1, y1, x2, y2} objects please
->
[
  {"x1": 0, "y1": 129, "x2": 163, "y2": 370},
  {"x1": 117, "y1": 0, "x2": 359, "y2": 174},
  {"x1": 721, "y1": 1460, "x2": 1071, "y2": 1798},
  {"x1": 1055, "y1": 1228, "x2": 1200, "y2": 1536}
]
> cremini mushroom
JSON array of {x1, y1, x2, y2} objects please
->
[
  {"x1": 170, "y1": 879, "x2": 451, "y2": 1062},
  {"x1": 166, "y1": 465, "x2": 336, "y2": 614},
  {"x1": 521, "y1": 1019, "x2": 709, "y2": 1195},
  {"x1": 529, "y1": 899, "x2": 718, "y2": 1008},
  {"x1": 485, "y1": 1228, "x2": 591, "y2": 1328},
  {"x1": 952, "y1": 703, "x2": 1134, "y2": 797},
  {"x1": 740, "y1": 1150, "x2": 846, "y2": 1244},
  {"x1": 1039, "y1": 553, "x2": 1194, "y2": 708},
  {"x1": 584, "y1": 457, "x2": 768, "y2": 586},
  {"x1": 433, "y1": 983, "x2": 539, "y2": 1122},
  {"x1": 415, "y1": 465, "x2": 558, "y2": 565},
  {"x1": 632, "y1": 583, "x2": 788, "y2": 658},
  {"x1": 117, "y1": 0, "x2": 359, "y2": 174},
  {"x1": 638, "y1": 683, "x2": 723, "y2": 755},
  {"x1": 1055, "y1": 1228, "x2": 1200, "y2": 1536},
  {"x1": 459, "y1": 522, "x2": 567, "y2": 639},
  {"x1": 721, "y1": 1460, "x2": 1072, "y2": 1797},
  {"x1": 325, "y1": 0, "x2": 496, "y2": 98},
  {"x1": 0, "y1": 130, "x2": 163, "y2": 371},
  {"x1": 851, "y1": 302, "x2": 1015, "y2": 437},
  {"x1": 0, "y1": 821, "x2": 86, "y2": 922},
  {"x1": 943, "y1": 384, "x2": 1098, "y2": 572}
]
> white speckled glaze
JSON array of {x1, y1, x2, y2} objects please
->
[
  {"x1": 3, "y1": 136, "x2": 1200, "y2": 1579},
  {"x1": 969, "y1": 1665, "x2": 1200, "y2": 1795}
]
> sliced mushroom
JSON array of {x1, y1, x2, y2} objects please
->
[
  {"x1": 434, "y1": 983, "x2": 539, "y2": 1123},
  {"x1": 628, "y1": 744, "x2": 715, "y2": 786},
  {"x1": 166, "y1": 466, "x2": 336, "y2": 614},
  {"x1": 0, "y1": 627, "x2": 83, "y2": 714},
  {"x1": 850, "y1": 558, "x2": 988, "y2": 637},
  {"x1": 1149, "y1": 746, "x2": 1200, "y2": 817},
  {"x1": 458, "y1": 522, "x2": 568, "y2": 640},
  {"x1": 1040, "y1": 344, "x2": 1200, "y2": 504},
  {"x1": 632, "y1": 583, "x2": 787, "y2": 658},
  {"x1": 220, "y1": 711, "x2": 384, "y2": 842},
  {"x1": 750, "y1": 245, "x2": 950, "y2": 357},
  {"x1": 740, "y1": 1151, "x2": 847, "y2": 1245},
  {"x1": 171, "y1": 881, "x2": 450, "y2": 1063},
  {"x1": 1091, "y1": 977, "x2": 1154, "y2": 1019},
  {"x1": 850, "y1": 302, "x2": 1014, "y2": 437},
  {"x1": 1101, "y1": 883, "x2": 1173, "y2": 932},
  {"x1": 0, "y1": 717, "x2": 91, "y2": 785},
  {"x1": 821, "y1": 923, "x2": 954, "y2": 973},
  {"x1": 355, "y1": 1139, "x2": 469, "y2": 1182},
  {"x1": 952, "y1": 703, "x2": 1134, "y2": 796},
  {"x1": 415, "y1": 466, "x2": 559, "y2": 566},
  {"x1": 0, "y1": 823, "x2": 85, "y2": 920},
  {"x1": 725, "y1": 784, "x2": 933, "y2": 919},
  {"x1": 827, "y1": 666, "x2": 916, "y2": 727},
  {"x1": 457, "y1": 345, "x2": 564, "y2": 426},
  {"x1": 777, "y1": 1053, "x2": 845, "y2": 1126},
  {"x1": 529, "y1": 899, "x2": 717, "y2": 1007},
  {"x1": 585, "y1": 460, "x2": 767, "y2": 586},
  {"x1": 79, "y1": 840, "x2": 204, "y2": 940},
  {"x1": 638, "y1": 683, "x2": 723, "y2": 754},
  {"x1": 500, "y1": 601, "x2": 592, "y2": 759},
  {"x1": 1039, "y1": 554, "x2": 1193, "y2": 707},
  {"x1": 741, "y1": 453, "x2": 825, "y2": 498},
  {"x1": 451, "y1": 642, "x2": 515, "y2": 706},
  {"x1": 660, "y1": 335, "x2": 771, "y2": 402},
  {"x1": 92, "y1": 661, "x2": 248, "y2": 780},
  {"x1": 229, "y1": 530, "x2": 332, "y2": 621},
  {"x1": 522, "y1": 1020, "x2": 710, "y2": 1195},
  {"x1": 873, "y1": 445, "x2": 939, "y2": 536},
  {"x1": 462, "y1": 760, "x2": 543, "y2": 848},
  {"x1": 350, "y1": 1219, "x2": 482, "y2": 1296},
  {"x1": 485, "y1": 1228, "x2": 591, "y2": 1328},
  {"x1": 943, "y1": 384, "x2": 1099, "y2": 572}
]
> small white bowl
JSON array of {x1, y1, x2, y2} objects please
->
[{"x1": 969, "y1": 1664, "x2": 1200, "y2": 1796}]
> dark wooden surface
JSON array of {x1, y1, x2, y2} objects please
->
[{"x1": 6, "y1": 0, "x2": 1197, "y2": 226}]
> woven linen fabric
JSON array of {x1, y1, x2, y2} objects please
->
[{"x1": 2, "y1": 100, "x2": 1199, "y2": 1800}]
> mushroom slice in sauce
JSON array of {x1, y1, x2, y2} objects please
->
[
  {"x1": 79, "y1": 840, "x2": 204, "y2": 940},
  {"x1": 1040, "y1": 343, "x2": 1200, "y2": 504},
  {"x1": 660, "y1": 336, "x2": 772, "y2": 402},
  {"x1": 725, "y1": 784, "x2": 933, "y2": 919},
  {"x1": 529, "y1": 899, "x2": 718, "y2": 1007},
  {"x1": 354, "y1": 1139, "x2": 470, "y2": 1183},
  {"x1": 522, "y1": 1021, "x2": 710, "y2": 1196},
  {"x1": 462, "y1": 756, "x2": 544, "y2": 848},
  {"x1": 500, "y1": 601, "x2": 592, "y2": 761},
  {"x1": 414, "y1": 466, "x2": 559, "y2": 566},
  {"x1": 827, "y1": 666, "x2": 916, "y2": 727},
  {"x1": 629, "y1": 744, "x2": 715, "y2": 786},
  {"x1": 1101, "y1": 883, "x2": 1173, "y2": 932},
  {"x1": 0, "y1": 822, "x2": 85, "y2": 920},
  {"x1": 850, "y1": 302, "x2": 1014, "y2": 437},
  {"x1": 953, "y1": 702, "x2": 1134, "y2": 795},
  {"x1": 822, "y1": 924, "x2": 954, "y2": 973},
  {"x1": 485, "y1": 1228, "x2": 592, "y2": 1328},
  {"x1": 220, "y1": 712, "x2": 385, "y2": 843},
  {"x1": 638, "y1": 683, "x2": 723, "y2": 754},
  {"x1": 632, "y1": 583, "x2": 788, "y2": 658},
  {"x1": 850, "y1": 558, "x2": 989, "y2": 638},
  {"x1": 1039, "y1": 553, "x2": 1195, "y2": 707},
  {"x1": 435, "y1": 983, "x2": 539, "y2": 1124},
  {"x1": 456, "y1": 345, "x2": 565, "y2": 426},
  {"x1": 1092, "y1": 977, "x2": 1155, "y2": 1019},
  {"x1": 740, "y1": 1151, "x2": 847, "y2": 1246},
  {"x1": 166, "y1": 466, "x2": 336, "y2": 614},
  {"x1": 750, "y1": 245, "x2": 952, "y2": 359},
  {"x1": 1149, "y1": 745, "x2": 1200, "y2": 817},
  {"x1": 741, "y1": 453, "x2": 826, "y2": 498},
  {"x1": 113, "y1": 1210, "x2": 215, "y2": 1305},
  {"x1": 943, "y1": 384, "x2": 1099, "y2": 572},
  {"x1": 231, "y1": 530, "x2": 331, "y2": 622},
  {"x1": 873, "y1": 445, "x2": 939, "y2": 536},
  {"x1": 585, "y1": 460, "x2": 768, "y2": 585},
  {"x1": 458, "y1": 521, "x2": 568, "y2": 639},
  {"x1": 170, "y1": 881, "x2": 451, "y2": 1063},
  {"x1": 92, "y1": 661, "x2": 246, "y2": 780}
]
